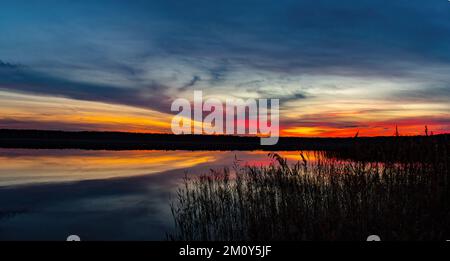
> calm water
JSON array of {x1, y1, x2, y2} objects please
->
[{"x1": 0, "y1": 149, "x2": 309, "y2": 240}]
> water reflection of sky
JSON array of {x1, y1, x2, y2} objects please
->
[{"x1": 0, "y1": 149, "x2": 308, "y2": 240}]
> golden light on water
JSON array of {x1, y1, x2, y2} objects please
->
[{"x1": 0, "y1": 150, "x2": 217, "y2": 186}]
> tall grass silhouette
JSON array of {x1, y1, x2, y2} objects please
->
[{"x1": 169, "y1": 136, "x2": 449, "y2": 240}]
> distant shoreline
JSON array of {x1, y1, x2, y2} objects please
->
[{"x1": 0, "y1": 129, "x2": 448, "y2": 151}]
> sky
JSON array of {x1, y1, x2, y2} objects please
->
[{"x1": 0, "y1": 0, "x2": 449, "y2": 137}]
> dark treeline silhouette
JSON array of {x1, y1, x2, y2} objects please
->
[
  {"x1": 326, "y1": 134, "x2": 449, "y2": 163},
  {"x1": 0, "y1": 129, "x2": 448, "y2": 151}
]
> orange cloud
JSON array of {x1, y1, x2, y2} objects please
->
[
  {"x1": 1, "y1": 90, "x2": 449, "y2": 138},
  {"x1": 282, "y1": 116, "x2": 450, "y2": 137}
]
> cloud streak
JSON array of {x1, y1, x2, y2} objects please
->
[{"x1": 0, "y1": 60, "x2": 174, "y2": 113}]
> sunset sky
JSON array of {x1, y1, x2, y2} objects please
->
[{"x1": 0, "y1": 0, "x2": 449, "y2": 137}]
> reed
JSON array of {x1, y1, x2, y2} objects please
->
[{"x1": 169, "y1": 137, "x2": 450, "y2": 241}]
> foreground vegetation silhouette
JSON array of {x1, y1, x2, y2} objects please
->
[{"x1": 169, "y1": 136, "x2": 449, "y2": 240}]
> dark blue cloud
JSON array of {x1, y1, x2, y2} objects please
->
[
  {"x1": 135, "y1": 0, "x2": 450, "y2": 76},
  {"x1": 0, "y1": 0, "x2": 449, "y2": 111},
  {"x1": 0, "y1": 61, "x2": 173, "y2": 112},
  {"x1": 2, "y1": 0, "x2": 449, "y2": 71}
]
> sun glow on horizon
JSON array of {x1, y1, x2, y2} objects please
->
[{"x1": 0, "y1": 89, "x2": 449, "y2": 138}]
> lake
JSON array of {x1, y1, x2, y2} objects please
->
[{"x1": 0, "y1": 149, "x2": 310, "y2": 240}]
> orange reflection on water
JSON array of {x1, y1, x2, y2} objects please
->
[
  {"x1": 244, "y1": 151, "x2": 319, "y2": 165},
  {"x1": 0, "y1": 149, "x2": 315, "y2": 187},
  {"x1": 0, "y1": 149, "x2": 217, "y2": 186}
]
